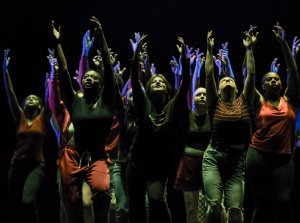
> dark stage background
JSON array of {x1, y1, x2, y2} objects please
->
[{"x1": 1, "y1": 1, "x2": 300, "y2": 222}]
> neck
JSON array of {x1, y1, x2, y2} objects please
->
[
  {"x1": 150, "y1": 92, "x2": 167, "y2": 113},
  {"x1": 221, "y1": 92, "x2": 236, "y2": 104},
  {"x1": 84, "y1": 88, "x2": 100, "y2": 104},
  {"x1": 194, "y1": 104, "x2": 207, "y2": 116},
  {"x1": 24, "y1": 107, "x2": 39, "y2": 120},
  {"x1": 265, "y1": 92, "x2": 281, "y2": 102}
]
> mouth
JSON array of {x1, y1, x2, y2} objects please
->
[
  {"x1": 271, "y1": 84, "x2": 279, "y2": 88},
  {"x1": 84, "y1": 82, "x2": 93, "y2": 88}
]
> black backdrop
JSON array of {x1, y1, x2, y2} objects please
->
[{"x1": 1, "y1": 1, "x2": 300, "y2": 222}]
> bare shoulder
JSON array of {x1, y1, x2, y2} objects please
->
[{"x1": 76, "y1": 91, "x2": 84, "y2": 98}]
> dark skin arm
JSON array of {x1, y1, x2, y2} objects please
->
[
  {"x1": 90, "y1": 16, "x2": 115, "y2": 106},
  {"x1": 130, "y1": 34, "x2": 147, "y2": 120},
  {"x1": 51, "y1": 20, "x2": 75, "y2": 113},
  {"x1": 273, "y1": 24, "x2": 300, "y2": 107}
]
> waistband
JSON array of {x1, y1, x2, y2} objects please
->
[{"x1": 210, "y1": 143, "x2": 245, "y2": 153}]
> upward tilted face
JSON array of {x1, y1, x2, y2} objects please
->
[
  {"x1": 23, "y1": 94, "x2": 42, "y2": 110},
  {"x1": 149, "y1": 76, "x2": 167, "y2": 93},
  {"x1": 262, "y1": 72, "x2": 282, "y2": 93},
  {"x1": 193, "y1": 87, "x2": 207, "y2": 106},
  {"x1": 219, "y1": 77, "x2": 237, "y2": 94},
  {"x1": 82, "y1": 70, "x2": 101, "y2": 89}
]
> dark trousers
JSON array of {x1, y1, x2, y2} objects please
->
[
  {"x1": 292, "y1": 147, "x2": 300, "y2": 223},
  {"x1": 8, "y1": 163, "x2": 45, "y2": 223},
  {"x1": 126, "y1": 161, "x2": 171, "y2": 223},
  {"x1": 246, "y1": 148, "x2": 293, "y2": 223}
]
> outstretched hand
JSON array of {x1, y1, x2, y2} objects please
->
[
  {"x1": 273, "y1": 22, "x2": 286, "y2": 43},
  {"x1": 177, "y1": 37, "x2": 185, "y2": 52},
  {"x1": 221, "y1": 42, "x2": 229, "y2": 58},
  {"x1": 178, "y1": 37, "x2": 191, "y2": 69},
  {"x1": 270, "y1": 57, "x2": 280, "y2": 74},
  {"x1": 176, "y1": 37, "x2": 185, "y2": 55},
  {"x1": 185, "y1": 45, "x2": 196, "y2": 65},
  {"x1": 195, "y1": 48, "x2": 205, "y2": 63},
  {"x1": 132, "y1": 33, "x2": 147, "y2": 60},
  {"x1": 109, "y1": 48, "x2": 118, "y2": 66},
  {"x1": 48, "y1": 48, "x2": 55, "y2": 58},
  {"x1": 130, "y1": 32, "x2": 142, "y2": 53},
  {"x1": 213, "y1": 49, "x2": 225, "y2": 73},
  {"x1": 3, "y1": 49, "x2": 10, "y2": 72},
  {"x1": 139, "y1": 42, "x2": 149, "y2": 65},
  {"x1": 51, "y1": 20, "x2": 61, "y2": 40},
  {"x1": 113, "y1": 61, "x2": 127, "y2": 77},
  {"x1": 292, "y1": 36, "x2": 300, "y2": 57},
  {"x1": 90, "y1": 16, "x2": 102, "y2": 34},
  {"x1": 150, "y1": 63, "x2": 156, "y2": 75},
  {"x1": 207, "y1": 31, "x2": 214, "y2": 50},
  {"x1": 248, "y1": 25, "x2": 259, "y2": 45},
  {"x1": 243, "y1": 31, "x2": 252, "y2": 49},
  {"x1": 47, "y1": 50, "x2": 59, "y2": 75},
  {"x1": 82, "y1": 30, "x2": 95, "y2": 56},
  {"x1": 170, "y1": 56, "x2": 180, "y2": 75}
]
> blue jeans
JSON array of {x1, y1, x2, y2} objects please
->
[
  {"x1": 202, "y1": 144, "x2": 245, "y2": 222},
  {"x1": 112, "y1": 161, "x2": 129, "y2": 223}
]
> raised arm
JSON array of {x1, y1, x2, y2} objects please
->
[
  {"x1": 191, "y1": 48, "x2": 204, "y2": 111},
  {"x1": 51, "y1": 20, "x2": 75, "y2": 111},
  {"x1": 42, "y1": 67, "x2": 52, "y2": 124},
  {"x1": 138, "y1": 45, "x2": 150, "y2": 86},
  {"x1": 242, "y1": 31, "x2": 256, "y2": 105},
  {"x1": 130, "y1": 34, "x2": 147, "y2": 118},
  {"x1": 170, "y1": 55, "x2": 181, "y2": 92},
  {"x1": 130, "y1": 32, "x2": 151, "y2": 87},
  {"x1": 205, "y1": 31, "x2": 218, "y2": 110},
  {"x1": 274, "y1": 23, "x2": 300, "y2": 106},
  {"x1": 47, "y1": 50, "x2": 69, "y2": 129},
  {"x1": 176, "y1": 37, "x2": 191, "y2": 101},
  {"x1": 2, "y1": 49, "x2": 22, "y2": 123},
  {"x1": 242, "y1": 25, "x2": 259, "y2": 85},
  {"x1": 221, "y1": 42, "x2": 235, "y2": 79},
  {"x1": 77, "y1": 30, "x2": 95, "y2": 89},
  {"x1": 90, "y1": 16, "x2": 115, "y2": 105},
  {"x1": 213, "y1": 49, "x2": 225, "y2": 78}
]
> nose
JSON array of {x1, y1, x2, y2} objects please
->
[{"x1": 85, "y1": 75, "x2": 92, "y2": 81}]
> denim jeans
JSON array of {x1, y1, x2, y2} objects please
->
[
  {"x1": 112, "y1": 161, "x2": 129, "y2": 223},
  {"x1": 202, "y1": 144, "x2": 245, "y2": 222}
]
